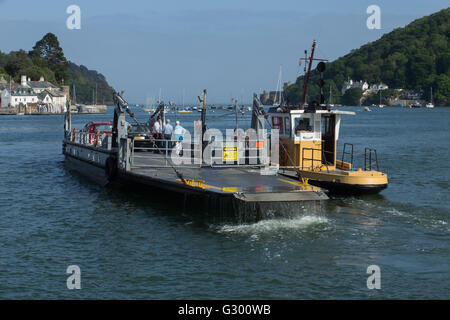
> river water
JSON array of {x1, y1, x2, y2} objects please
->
[{"x1": 0, "y1": 106, "x2": 448, "y2": 299}]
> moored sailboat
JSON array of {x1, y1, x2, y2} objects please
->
[{"x1": 426, "y1": 87, "x2": 434, "y2": 108}]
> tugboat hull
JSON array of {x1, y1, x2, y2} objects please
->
[
  {"x1": 280, "y1": 169, "x2": 388, "y2": 196},
  {"x1": 306, "y1": 179, "x2": 387, "y2": 195}
]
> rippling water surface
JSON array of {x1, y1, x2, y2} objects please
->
[{"x1": 0, "y1": 107, "x2": 448, "y2": 299}]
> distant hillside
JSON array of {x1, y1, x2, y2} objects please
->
[
  {"x1": 0, "y1": 33, "x2": 114, "y2": 104},
  {"x1": 66, "y1": 62, "x2": 114, "y2": 105},
  {"x1": 286, "y1": 8, "x2": 450, "y2": 106}
]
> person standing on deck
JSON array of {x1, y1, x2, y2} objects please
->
[
  {"x1": 152, "y1": 116, "x2": 162, "y2": 149},
  {"x1": 163, "y1": 119, "x2": 174, "y2": 150},
  {"x1": 125, "y1": 121, "x2": 131, "y2": 136},
  {"x1": 174, "y1": 121, "x2": 186, "y2": 156}
]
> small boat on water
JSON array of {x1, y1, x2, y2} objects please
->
[
  {"x1": 178, "y1": 110, "x2": 192, "y2": 114},
  {"x1": 426, "y1": 87, "x2": 434, "y2": 108},
  {"x1": 252, "y1": 41, "x2": 388, "y2": 195},
  {"x1": 377, "y1": 90, "x2": 384, "y2": 108}
]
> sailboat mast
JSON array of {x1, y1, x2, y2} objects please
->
[
  {"x1": 275, "y1": 65, "x2": 282, "y2": 105},
  {"x1": 73, "y1": 84, "x2": 76, "y2": 105},
  {"x1": 182, "y1": 88, "x2": 185, "y2": 108}
]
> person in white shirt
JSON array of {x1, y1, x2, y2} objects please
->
[
  {"x1": 152, "y1": 116, "x2": 162, "y2": 150},
  {"x1": 174, "y1": 121, "x2": 186, "y2": 156},
  {"x1": 152, "y1": 116, "x2": 161, "y2": 136},
  {"x1": 163, "y1": 119, "x2": 174, "y2": 149}
]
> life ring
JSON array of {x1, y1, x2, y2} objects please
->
[{"x1": 105, "y1": 157, "x2": 117, "y2": 181}]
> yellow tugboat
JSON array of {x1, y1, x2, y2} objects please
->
[
  {"x1": 253, "y1": 41, "x2": 388, "y2": 195},
  {"x1": 271, "y1": 107, "x2": 388, "y2": 194}
]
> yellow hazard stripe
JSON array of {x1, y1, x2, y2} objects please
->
[{"x1": 176, "y1": 179, "x2": 237, "y2": 193}]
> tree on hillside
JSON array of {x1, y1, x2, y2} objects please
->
[
  {"x1": 285, "y1": 8, "x2": 450, "y2": 106},
  {"x1": 362, "y1": 89, "x2": 400, "y2": 106},
  {"x1": 4, "y1": 50, "x2": 32, "y2": 78},
  {"x1": 29, "y1": 33, "x2": 68, "y2": 83},
  {"x1": 341, "y1": 88, "x2": 362, "y2": 106},
  {"x1": 18, "y1": 65, "x2": 56, "y2": 84},
  {"x1": 434, "y1": 74, "x2": 450, "y2": 105},
  {"x1": 0, "y1": 33, "x2": 115, "y2": 105}
]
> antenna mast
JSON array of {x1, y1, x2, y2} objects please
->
[{"x1": 299, "y1": 41, "x2": 328, "y2": 109}]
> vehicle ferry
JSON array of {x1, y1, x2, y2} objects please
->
[{"x1": 62, "y1": 91, "x2": 328, "y2": 221}]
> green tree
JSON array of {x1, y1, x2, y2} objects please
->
[
  {"x1": 285, "y1": 8, "x2": 450, "y2": 106},
  {"x1": 29, "y1": 33, "x2": 68, "y2": 83},
  {"x1": 18, "y1": 65, "x2": 56, "y2": 84},
  {"x1": 434, "y1": 74, "x2": 450, "y2": 105},
  {"x1": 341, "y1": 88, "x2": 362, "y2": 106},
  {"x1": 4, "y1": 50, "x2": 32, "y2": 78}
]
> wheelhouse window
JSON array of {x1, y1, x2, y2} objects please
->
[
  {"x1": 294, "y1": 117, "x2": 313, "y2": 133},
  {"x1": 284, "y1": 117, "x2": 291, "y2": 137},
  {"x1": 272, "y1": 116, "x2": 284, "y2": 135}
]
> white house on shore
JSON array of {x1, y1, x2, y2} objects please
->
[
  {"x1": 369, "y1": 83, "x2": 389, "y2": 92},
  {"x1": 38, "y1": 89, "x2": 67, "y2": 113},
  {"x1": 0, "y1": 75, "x2": 67, "y2": 113},
  {"x1": 22, "y1": 75, "x2": 58, "y2": 93},
  {"x1": 341, "y1": 80, "x2": 369, "y2": 94},
  {"x1": 1, "y1": 87, "x2": 38, "y2": 107},
  {"x1": 341, "y1": 79, "x2": 389, "y2": 95}
]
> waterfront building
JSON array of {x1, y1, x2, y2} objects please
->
[
  {"x1": 341, "y1": 79, "x2": 369, "y2": 94},
  {"x1": 38, "y1": 89, "x2": 67, "y2": 113},
  {"x1": 341, "y1": 79, "x2": 389, "y2": 95},
  {"x1": 0, "y1": 75, "x2": 67, "y2": 113},
  {"x1": 22, "y1": 75, "x2": 58, "y2": 94},
  {"x1": 369, "y1": 83, "x2": 389, "y2": 92},
  {"x1": 1, "y1": 87, "x2": 38, "y2": 108}
]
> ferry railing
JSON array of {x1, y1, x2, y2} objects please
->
[
  {"x1": 208, "y1": 138, "x2": 269, "y2": 168},
  {"x1": 364, "y1": 148, "x2": 379, "y2": 171},
  {"x1": 130, "y1": 138, "x2": 202, "y2": 168},
  {"x1": 334, "y1": 144, "x2": 380, "y2": 171},
  {"x1": 130, "y1": 138, "x2": 269, "y2": 168},
  {"x1": 341, "y1": 143, "x2": 354, "y2": 168},
  {"x1": 68, "y1": 130, "x2": 112, "y2": 150},
  {"x1": 301, "y1": 148, "x2": 330, "y2": 173}
]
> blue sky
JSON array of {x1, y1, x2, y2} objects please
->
[{"x1": 0, "y1": 0, "x2": 448, "y2": 104}]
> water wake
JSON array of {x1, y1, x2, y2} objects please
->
[{"x1": 215, "y1": 215, "x2": 329, "y2": 235}]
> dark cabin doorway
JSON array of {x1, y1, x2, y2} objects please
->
[{"x1": 321, "y1": 115, "x2": 335, "y2": 165}]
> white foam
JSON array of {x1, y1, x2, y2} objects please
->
[
  {"x1": 386, "y1": 208, "x2": 408, "y2": 216},
  {"x1": 216, "y1": 215, "x2": 329, "y2": 234}
]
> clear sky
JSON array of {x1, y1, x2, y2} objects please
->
[{"x1": 0, "y1": 0, "x2": 448, "y2": 104}]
